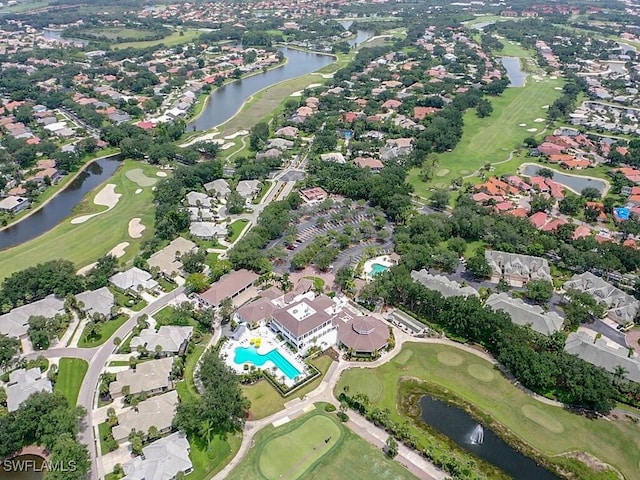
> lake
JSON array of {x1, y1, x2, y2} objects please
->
[
  {"x1": 420, "y1": 396, "x2": 558, "y2": 480},
  {"x1": 188, "y1": 47, "x2": 335, "y2": 131},
  {"x1": 500, "y1": 57, "x2": 527, "y2": 87},
  {"x1": 0, "y1": 156, "x2": 122, "y2": 250},
  {"x1": 521, "y1": 163, "x2": 608, "y2": 195}
]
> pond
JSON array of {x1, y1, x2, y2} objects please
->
[
  {"x1": 188, "y1": 47, "x2": 335, "y2": 131},
  {"x1": 419, "y1": 396, "x2": 558, "y2": 480},
  {"x1": 0, "y1": 155, "x2": 122, "y2": 250},
  {"x1": 521, "y1": 163, "x2": 608, "y2": 195},
  {"x1": 500, "y1": 57, "x2": 527, "y2": 87},
  {"x1": 1, "y1": 455, "x2": 46, "y2": 480}
]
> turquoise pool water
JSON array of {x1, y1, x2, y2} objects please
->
[
  {"x1": 370, "y1": 263, "x2": 389, "y2": 276},
  {"x1": 234, "y1": 346, "x2": 301, "y2": 379}
]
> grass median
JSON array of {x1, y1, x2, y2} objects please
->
[{"x1": 55, "y1": 358, "x2": 89, "y2": 406}]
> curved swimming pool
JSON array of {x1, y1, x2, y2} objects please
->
[{"x1": 234, "y1": 346, "x2": 301, "y2": 379}]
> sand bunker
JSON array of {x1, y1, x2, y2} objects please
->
[
  {"x1": 221, "y1": 142, "x2": 235, "y2": 150},
  {"x1": 156, "y1": 171, "x2": 167, "y2": 177},
  {"x1": 128, "y1": 218, "x2": 145, "y2": 239},
  {"x1": 527, "y1": 128, "x2": 537, "y2": 132},
  {"x1": 108, "y1": 242, "x2": 129, "y2": 259},
  {"x1": 534, "y1": 118, "x2": 545, "y2": 123},
  {"x1": 125, "y1": 168, "x2": 157, "y2": 187},
  {"x1": 76, "y1": 262, "x2": 97, "y2": 275},
  {"x1": 135, "y1": 188, "x2": 142, "y2": 195},
  {"x1": 519, "y1": 123, "x2": 527, "y2": 127},
  {"x1": 307, "y1": 83, "x2": 321, "y2": 89},
  {"x1": 541, "y1": 105, "x2": 549, "y2": 109},
  {"x1": 290, "y1": 90, "x2": 303, "y2": 97},
  {"x1": 223, "y1": 130, "x2": 248, "y2": 140},
  {"x1": 554, "y1": 87, "x2": 563, "y2": 91},
  {"x1": 71, "y1": 184, "x2": 121, "y2": 224}
]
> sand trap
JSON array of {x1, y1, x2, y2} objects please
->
[
  {"x1": 534, "y1": 118, "x2": 545, "y2": 123},
  {"x1": 541, "y1": 105, "x2": 549, "y2": 109},
  {"x1": 71, "y1": 184, "x2": 121, "y2": 224},
  {"x1": 128, "y1": 218, "x2": 145, "y2": 238},
  {"x1": 156, "y1": 171, "x2": 167, "y2": 177},
  {"x1": 221, "y1": 142, "x2": 235, "y2": 150},
  {"x1": 125, "y1": 168, "x2": 157, "y2": 187},
  {"x1": 108, "y1": 242, "x2": 129, "y2": 259},
  {"x1": 550, "y1": 75, "x2": 557, "y2": 79},
  {"x1": 519, "y1": 123, "x2": 527, "y2": 127},
  {"x1": 319, "y1": 73, "x2": 334, "y2": 78},
  {"x1": 135, "y1": 188, "x2": 142, "y2": 195},
  {"x1": 76, "y1": 262, "x2": 97, "y2": 275},
  {"x1": 223, "y1": 130, "x2": 248, "y2": 140},
  {"x1": 554, "y1": 87, "x2": 562, "y2": 90},
  {"x1": 307, "y1": 83, "x2": 321, "y2": 89},
  {"x1": 290, "y1": 90, "x2": 303, "y2": 97},
  {"x1": 527, "y1": 128, "x2": 537, "y2": 132}
]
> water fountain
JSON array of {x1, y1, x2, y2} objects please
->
[{"x1": 469, "y1": 424, "x2": 484, "y2": 445}]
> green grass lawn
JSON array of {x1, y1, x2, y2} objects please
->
[
  {"x1": 80, "y1": 27, "x2": 156, "y2": 40},
  {"x1": 0, "y1": 160, "x2": 160, "y2": 282},
  {"x1": 186, "y1": 433, "x2": 242, "y2": 480},
  {"x1": 98, "y1": 421, "x2": 117, "y2": 454},
  {"x1": 55, "y1": 358, "x2": 89, "y2": 406},
  {"x1": 243, "y1": 355, "x2": 334, "y2": 420},
  {"x1": 226, "y1": 407, "x2": 416, "y2": 480},
  {"x1": 335, "y1": 342, "x2": 640, "y2": 480},
  {"x1": 252, "y1": 181, "x2": 272, "y2": 204},
  {"x1": 228, "y1": 219, "x2": 250, "y2": 243},
  {"x1": 113, "y1": 29, "x2": 201, "y2": 50},
  {"x1": 77, "y1": 314, "x2": 129, "y2": 348},
  {"x1": 408, "y1": 55, "x2": 562, "y2": 197}
]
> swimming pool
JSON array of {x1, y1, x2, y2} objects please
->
[
  {"x1": 370, "y1": 263, "x2": 389, "y2": 276},
  {"x1": 234, "y1": 346, "x2": 302, "y2": 379}
]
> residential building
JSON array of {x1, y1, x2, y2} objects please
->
[
  {"x1": 353, "y1": 157, "x2": 384, "y2": 171},
  {"x1": 486, "y1": 293, "x2": 564, "y2": 335},
  {"x1": 236, "y1": 180, "x2": 261, "y2": 200},
  {"x1": 565, "y1": 331, "x2": 640, "y2": 384},
  {"x1": 203, "y1": 178, "x2": 230, "y2": 197},
  {"x1": 6, "y1": 367, "x2": 53, "y2": 412},
  {"x1": 0, "y1": 294, "x2": 65, "y2": 342},
  {"x1": 112, "y1": 390, "x2": 178, "y2": 443},
  {"x1": 109, "y1": 267, "x2": 158, "y2": 295},
  {"x1": 189, "y1": 221, "x2": 226, "y2": 240},
  {"x1": 0, "y1": 195, "x2": 30, "y2": 213},
  {"x1": 122, "y1": 432, "x2": 193, "y2": 480},
  {"x1": 234, "y1": 297, "x2": 275, "y2": 325},
  {"x1": 197, "y1": 269, "x2": 258, "y2": 308},
  {"x1": 563, "y1": 272, "x2": 639, "y2": 325},
  {"x1": 484, "y1": 250, "x2": 552, "y2": 287},
  {"x1": 147, "y1": 237, "x2": 197, "y2": 277},
  {"x1": 109, "y1": 357, "x2": 173, "y2": 398},
  {"x1": 410, "y1": 269, "x2": 479, "y2": 298},
  {"x1": 270, "y1": 294, "x2": 338, "y2": 354},
  {"x1": 74, "y1": 287, "x2": 115, "y2": 319},
  {"x1": 130, "y1": 326, "x2": 193, "y2": 354}
]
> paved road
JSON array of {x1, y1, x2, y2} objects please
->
[{"x1": 27, "y1": 287, "x2": 185, "y2": 480}]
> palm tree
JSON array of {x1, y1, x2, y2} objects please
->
[{"x1": 613, "y1": 365, "x2": 629, "y2": 386}]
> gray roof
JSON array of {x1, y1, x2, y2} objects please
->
[
  {"x1": 484, "y1": 250, "x2": 551, "y2": 283},
  {"x1": 75, "y1": 287, "x2": 115, "y2": 318},
  {"x1": 189, "y1": 221, "x2": 226, "y2": 239},
  {"x1": 147, "y1": 237, "x2": 197, "y2": 276},
  {"x1": 236, "y1": 180, "x2": 260, "y2": 198},
  {"x1": 565, "y1": 331, "x2": 640, "y2": 383},
  {"x1": 122, "y1": 431, "x2": 192, "y2": 480},
  {"x1": 267, "y1": 138, "x2": 294, "y2": 150},
  {"x1": 109, "y1": 357, "x2": 173, "y2": 397},
  {"x1": 203, "y1": 179, "x2": 230, "y2": 196},
  {"x1": 410, "y1": 269, "x2": 479, "y2": 298},
  {"x1": 7, "y1": 367, "x2": 53, "y2": 411},
  {"x1": 185, "y1": 191, "x2": 214, "y2": 208},
  {"x1": 0, "y1": 295, "x2": 65, "y2": 339},
  {"x1": 0, "y1": 195, "x2": 29, "y2": 211},
  {"x1": 486, "y1": 293, "x2": 564, "y2": 335},
  {"x1": 109, "y1": 267, "x2": 158, "y2": 292},
  {"x1": 564, "y1": 272, "x2": 639, "y2": 325},
  {"x1": 112, "y1": 390, "x2": 178, "y2": 442},
  {"x1": 256, "y1": 148, "x2": 281, "y2": 160},
  {"x1": 130, "y1": 326, "x2": 193, "y2": 353}
]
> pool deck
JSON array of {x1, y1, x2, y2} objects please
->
[
  {"x1": 221, "y1": 325, "x2": 307, "y2": 387},
  {"x1": 363, "y1": 255, "x2": 394, "y2": 281}
]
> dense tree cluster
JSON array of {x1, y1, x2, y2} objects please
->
[
  {"x1": 228, "y1": 193, "x2": 301, "y2": 273},
  {"x1": 369, "y1": 267, "x2": 616, "y2": 412},
  {"x1": 307, "y1": 161, "x2": 413, "y2": 222},
  {"x1": 0, "y1": 391, "x2": 89, "y2": 478},
  {"x1": 173, "y1": 349, "x2": 248, "y2": 441}
]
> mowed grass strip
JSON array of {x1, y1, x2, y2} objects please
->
[
  {"x1": 226, "y1": 408, "x2": 417, "y2": 480},
  {"x1": 113, "y1": 29, "x2": 201, "y2": 50},
  {"x1": 55, "y1": 358, "x2": 89, "y2": 406},
  {"x1": 335, "y1": 342, "x2": 640, "y2": 479},
  {"x1": 0, "y1": 160, "x2": 159, "y2": 282},
  {"x1": 408, "y1": 70, "x2": 563, "y2": 196},
  {"x1": 258, "y1": 415, "x2": 341, "y2": 479}
]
